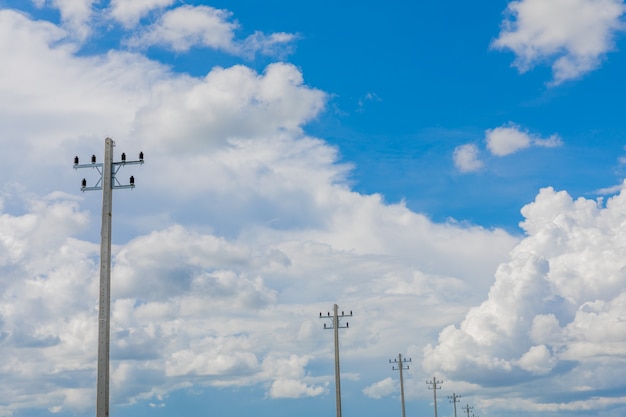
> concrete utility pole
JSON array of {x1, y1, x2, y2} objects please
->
[
  {"x1": 462, "y1": 403, "x2": 474, "y2": 417},
  {"x1": 449, "y1": 392, "x2": 461, "y2": 417},
  {"x1": 74, "y1": 138, "x2": 143, "y2": 417},
  {"x1": 319, "y1": 304, "x2": 352, "y2": 417},
  {"x1": 389, "y1": 353, "x2": 411, "y2": 417},
  {"x1": 426, "y1": 376, "x2": 443, "y2": 417}
]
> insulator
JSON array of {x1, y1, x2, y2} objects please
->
[
  {"x1": 121, "y1": 152, "x2": 126, "y2": 161},
  {"x1": 74, "y1": 156, "x2": 79, "y2": 165},
  {"x1": 91, "y1": 154, "x2": 96, "y2": 163}
]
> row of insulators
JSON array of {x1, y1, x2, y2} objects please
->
[
  {"x1": 319, "y1": 311, "x2": 352, "y2": 317},
  {"x1": 81, "y1": 176, "x2": 134, "y2": 187},
  {"x1": 74, "y1": 152, "x2": 144, "y2": 165}
]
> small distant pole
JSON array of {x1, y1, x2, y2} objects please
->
[
  {"x1": 389, "y1": 353, "x2": 411, "y2": 417},
  {"x1": 73, "y1": 138, "x2": 143, "y2": 417},
  {"x1": 426, "y1": 376, "x2": 443, "y2": 417},
  {"x1": 449, "y1": 392, "x2": 461, "y2": 417},
  {"x1": 319, "y1": 304, "x2": 352, "y2": 417},
  {"x1": 462, "y1": 403, "x2": 474, "y2": 417}
]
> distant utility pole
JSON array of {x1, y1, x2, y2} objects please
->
[
  {"x1": 389, "y1": 353, "x2": 411, "y2": 417},
  {"x1": 448, "y1": 392, "x2": 461, "y2": 417},
  {"x1": 73, "y1": 138, "x2": 143, "y2": 417},
  {"x1": 462, "y1": 403, "x2": 474, "y2": 417},
  {"x1": 426, "y1": 377, "x2": 443, "y2": 417},
  {"x1": 319, "y1": 304, "x2": 352, "y2": 417}
]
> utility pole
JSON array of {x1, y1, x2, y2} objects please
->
[
  {"x1": 73, "y1": 138, "x2": 143, "y2": 417},
  {"x1": 389, "y1": 353, "x2": 411, "y2": 417},
  {"x1": 426, "y1": 377, "x2": 443, "y2": 417},
  {"x1": 462, "y1": 403, "x2": 474, "y2": 417},
  {"x1": 319, "y1": 304, "x2": 352, "y2": 417},
  {"x1": 448, "y1": 392, "x2": 461, "y2": 417}
]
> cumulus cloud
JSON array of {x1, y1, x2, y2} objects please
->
[
  {"x1": 492, "y1": 0, "x2": 626, "y2": 84},
  {"x1": 453, "y1": 143, "x2": 483, "y2": 173},
  {"x1": 486, "y1": 124, "x2": 562, "y2": 156},
  {"x1": 126, "y1": 5, "x2": 296, "y2": 57},
  {"x1": 425, "y1": 183, "x2": 626, "y2": 413}
]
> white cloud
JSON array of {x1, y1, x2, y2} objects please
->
[
  {"x1": 492, "y1": 0, "x2": 626, "y2": 84},
  {"x1": 108, "y1": 0, "x2": 175, "y2": 28},
  {"x1": 126, "y1": 5, "x2": 296, "y2": 57},
  {"x1": 453, "y1": 143, "x2": 483, "y2": 173},
  {"x1": 363, "y1": 377, "x2": 396, "y2": 399},
  {"x1": 425, "y1": 183, "x2": 626, "y2": 413},
  {"x1": 485, "y1": 125, "x2": 531, "y2": 156},
  {"x1": 485, "y1": 124, "x2": 562, "y2": 156}
]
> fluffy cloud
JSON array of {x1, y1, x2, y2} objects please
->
[
  {"x1": 486, "y1": 124, "x2": 562, "y2": 156},
  {"x1": 425, "y1": 183, "x2": 626, "y2": 413},
  {"x1": 453, "y1": 143, "x2": 483, "y2": 173},
  {"x1": 492, "y1": 0, "x2": 626, "y2": 84},
  {"x1": 126, "y1": 5, "x2": 296, "y2": 57}
]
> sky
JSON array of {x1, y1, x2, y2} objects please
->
[{"x1": 1, "y1": 0, "x2": 626, "y2": 416}]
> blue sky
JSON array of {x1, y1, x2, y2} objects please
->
[{"x1": 1, "y1": 1, "x2": 626, "y2": 417}]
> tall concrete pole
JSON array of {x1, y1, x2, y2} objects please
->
[
  {"x1": 96, "y1": 138, "x2": 113, "y2": 417},
  {"x1": 73, "y1": 138, "x2": 143, "y2": 417}
]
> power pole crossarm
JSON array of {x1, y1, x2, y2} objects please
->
[
  {"x1": 73, "y1": 138, "x2": 144, "y2": 417},
  {"x1": 319, "y1": 304, "x2": 352, "y2": 417},
  {"x1": 426, "y1": 376, "x2": 443, "y2": 417},
  {"x1": 389, "y1": 353, "x2": 411, "y2": 417}
]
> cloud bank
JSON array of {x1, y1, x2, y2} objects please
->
[
  {"x1": 0, "y1": 6, "x2": 519, "y2": 415},
  {"x1": 425, "y1": 183, "x2": 626, "y2": 413}
]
